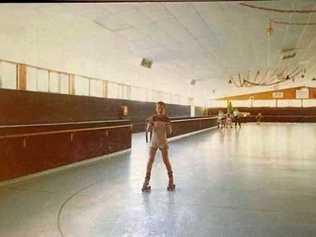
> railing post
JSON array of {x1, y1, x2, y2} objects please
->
[
  {"x1": 48, "y1": 70, "x2": 50, "y2": 92},
  {"x1": 17, "y1": 64, "x2": 27, "y2": 90},
  {"x1": 69, "y1": 74, "x2": 75, "y2": 95},
  {"x1": 57, "y1": 73, "x2": 61, "y2": 93},
  {"x1": 103, "y1": 80, "x2": 108, "y2": 98}
]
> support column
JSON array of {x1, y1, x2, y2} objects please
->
[
  {"x1": 17, "y1": 64, "x2": 27, "y2": 90},
  {"x1": 69, "y1": 74, "x2": 75, "y2": 95},
  {"x1": 189, "y1": 97, "x2": 195, "y2": 117},
  {"x1": 103, "y1": 80, "x2": 108, "y2": 98}
]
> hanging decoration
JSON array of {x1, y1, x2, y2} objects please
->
[
  {"x1": 235, "y1": 3, "x2": 314, "y2": 88},
  {"x1": 228, "y1": 66, "x2": 306, "y2": 87},
  {"x1": 240, "y1": 3, "x2": 316, "y2": 14}
]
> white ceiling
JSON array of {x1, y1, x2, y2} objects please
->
[{"x1": 2, "y1": 1, "x2": 316, "y2": 99}]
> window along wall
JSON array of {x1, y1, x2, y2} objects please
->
[{"x1": 0, "y1": 59, "x2": 190, "y2": 106}]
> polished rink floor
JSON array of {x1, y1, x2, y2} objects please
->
[{"x1": 1, "y1": 123, "x2": 316, "y2": 237}]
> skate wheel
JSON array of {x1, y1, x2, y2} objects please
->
[
  {"x1": 167, "y1": 184, "x2": 176, "y2": 191},
  {"x1": 142, "y1": 186, "x2": 151, "y2": 192}
]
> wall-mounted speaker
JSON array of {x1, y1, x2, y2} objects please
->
[{"x1": 141, "y1": 58, "x2": 153, "y2": 69}]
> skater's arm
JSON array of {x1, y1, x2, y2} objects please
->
[
  {"x1": 167, "y1": 122, "x2": 172, "y2": 136},
  {"x1": 166, "y1": 117, "x2": 172, "y2": 136},
  {"x1": 146, "y1": 116, "x2": 154, "y2": 132}
]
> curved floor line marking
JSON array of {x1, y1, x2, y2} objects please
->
[{"x1": 57, "y1": 181, "x2": 101, "y2": 237}]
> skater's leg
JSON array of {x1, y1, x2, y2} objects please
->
[
  {"x1": 161, "y1": 148, "x2": 175, "y2": 191},
  {"x1": 161, "y1": 148, "x2": 172, "y2": 173},
  {"x1": 142, "y1": 147, "x2": 157, "y2": 192}
]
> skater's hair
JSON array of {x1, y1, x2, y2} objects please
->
[
  {"x1": 156, "y1": 101, "x2": 167, "y2": 115},
  {"x1": 157, "y1": 101, "x2": 166, "y2": 107}
]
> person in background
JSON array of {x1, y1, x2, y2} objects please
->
[
  {"x1": 226, "y1": 113, "x2": 233, "y2": 128},
  {"x1": 233, "y1": 108, "x2": 241, "y2": 128},
  {"x1": 142, "y1": 101, "x2": 176, "y2": 192},
  {"x1": 256, "y1": 113, "x2": 263, "y2": 125},
  {"x1": 217, "y1": 110, "x2": 225, "y2": 129}
]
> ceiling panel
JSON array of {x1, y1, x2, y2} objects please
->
[{"x1": 3, "y1": 1, "x2": 316, "y2": 98}]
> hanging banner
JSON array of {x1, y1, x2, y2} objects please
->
[
  {"x1": 272, "y1": 91, "x2": 284, "y2": 98},
  {"x1": 296, "y1": 88, "x2": 309, "y2": 99}
]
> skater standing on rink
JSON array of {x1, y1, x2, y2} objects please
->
[
  {"x1": 233, "y1": 108, "x2": 241, "y2": 128},
  {"x1": 142, "y1": 101, "x2": 176, "y2": 192},
  {"x1": 217, "y1": 110, "x2": 225, "y2": 129},
  {"x1": 256, "y1": 113, "x2": 263, "y2": 125},
  {"x1": 226, "y1": 113, "x2": 233, "y2": 128}
]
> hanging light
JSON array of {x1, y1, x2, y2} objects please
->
[{"x1": 266, "y1": 20, "x2": 273, "y2": 37}]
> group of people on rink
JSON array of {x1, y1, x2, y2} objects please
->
[{"x1": 217, "y1": 108, "x2": 242, "y2": 129}]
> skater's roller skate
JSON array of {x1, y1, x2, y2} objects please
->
[
  {"x1": 142, "y1": 173, "x2": 151, "y2": 192},
  {"x1": 167, "y1": 171, "x2": 176, "y2": 191}
]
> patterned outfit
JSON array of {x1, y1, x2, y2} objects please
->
[
  {"x1": 142, "y1": 114, "x2": 175, "y2": 192},
  {"x1": 147, "y1": 115, "x2": 172, "y2": 150}
]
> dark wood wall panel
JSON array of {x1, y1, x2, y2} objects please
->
[
  {"x1": 170, "y1": 117, "x2": 217, "y2": 137},
  {"x1": 0, "y1": 117, "x2": 218, "y2": 182},
  {"x1": 0, "y1": 89, "x2": 218, "y2": 182},
  {"x1": 0, "y1": 122, "x2": 132, "y2": 182},
  {"x1": 0, "y1": 89, "x2": 190, "y2": 128},
  {"x1": 208, "y1": 107, "x2": 316, "y2": 123},
  {"x1": 194, "y1": 106, "x2": 206, "y2": 117}
]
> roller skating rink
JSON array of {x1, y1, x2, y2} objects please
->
[{"x1": 1, "y1": 123, "x2": 316, "y2": 237}]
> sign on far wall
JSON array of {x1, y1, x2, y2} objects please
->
[
  {"x1": 296, "y1": 88, "x2": 309, "y2": 99},
  {"x1": 272, "y1": 92, "x2": 284, "y2": 99}
]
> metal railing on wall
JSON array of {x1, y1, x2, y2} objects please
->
[{"x1": 0, "y1": 58, "x2": 189, "y2": 105}]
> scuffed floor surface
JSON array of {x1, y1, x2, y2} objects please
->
[{"x1": 1, "y1": 123, "x2": 316, "y2": 237}]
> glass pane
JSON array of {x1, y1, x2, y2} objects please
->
[
  {"x1": 75, "y1": 76, "x2": 89, "y2": 96},
  {"x1": 303, "y1": 99, "x2": 316, "y2": 107},
  {"x1": 26, "y1": 67, "x2": 37, "y2": 91},
  {"x1": 49, "y1": 72, "x2": 60, "y2": 93},
  {"x1": 0, "y1": 62, "x2": 17, "y2": 89},
  {"x1": 90, "y1": 80, "x2": 103, "y2": 97},
  {"x1": 37, "y1": 70, "x2": 49, "y2": 92},
  {"x1": 60, "y1": 74, "x2": 69, "y2": 94},
  {"x1": 278, "y1": 99, "x2": 301, "y2": 107},
  {"x1": 108, "y1": 82, "x2": 120, "y2": 99},
  {"x1": 253, "y1": 100, "x2": 275, "y2": 107}
]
